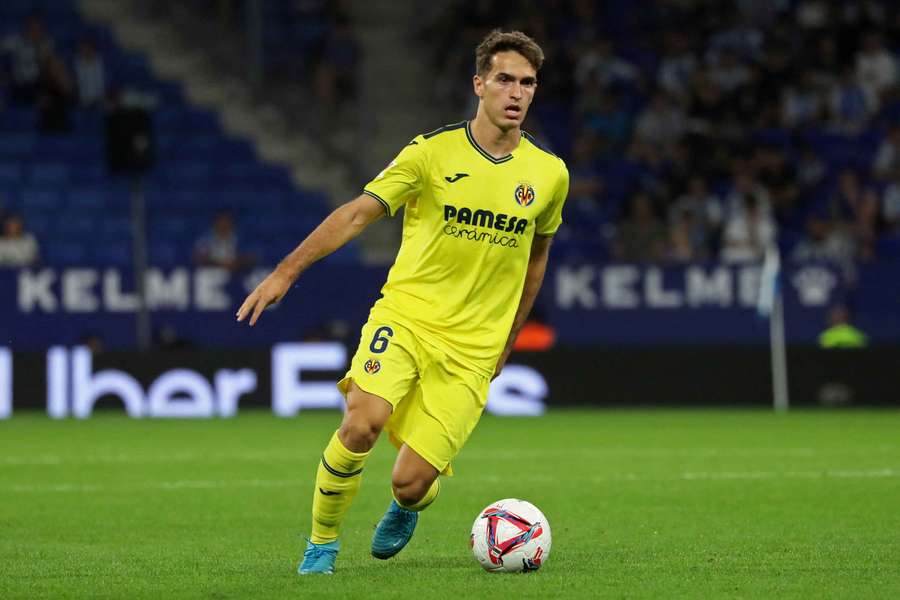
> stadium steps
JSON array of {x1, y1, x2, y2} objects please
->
[
  {"x1": 344, "y1": 0, "x2": 450, "y2": 262},
  {"x1": 78, "y1": 0, "x2": 358, "y2": 205}
]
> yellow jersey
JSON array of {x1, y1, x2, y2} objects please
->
[{"x1": 362, "y1": 121, "x2": 569, "y2": 376}]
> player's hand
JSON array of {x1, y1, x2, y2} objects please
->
[{"x1": 236, "y1": 269, "x2": 293, "y2": 326}]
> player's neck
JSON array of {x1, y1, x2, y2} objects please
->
[{"x1": 469, "y1": 113, "x2": 521, "y2": 158}]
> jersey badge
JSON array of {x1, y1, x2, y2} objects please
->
[
  {"x1": 514, "y1": 182, "x2": 536, "y2": 207},
  {"x1": 364, "y1": 359, "x2": 382, "y2": 374}
]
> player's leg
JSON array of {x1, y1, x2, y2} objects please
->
[
  {"x1": 371, "y1": 355, "x2": 489, "y2": 560},
  {"x1": 300, "y1": 382, "x2": 391, "y2": 574},
  {"x1": 392, "y1": 444, "x2": 441, "y2": 509},
  {"x1": 371, "y1": 444, "x2": 440, "y2": 560}
]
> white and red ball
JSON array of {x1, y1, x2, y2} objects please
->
[{"x1": 470, "y1": 498, "x2": 551, "y2": 573}]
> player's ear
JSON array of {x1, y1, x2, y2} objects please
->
[{"x1": 473, "y1": 74, "x2": 484, "y2": 99}]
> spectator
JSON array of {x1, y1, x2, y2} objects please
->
[
  {"x1": 575, "y1": 39, "x2": 640, "y2": 89},
  {"x1": 856, "y1": 32, "x2": 896, "y2": 96},
  {"x1": 567, "y1": 133, "x2": 605, "y2": 206},
  {"x1": 36, "y1": 53, "x2": 74, "y2": 133},
  {"x1": 0, "y1": 214, "x2": 40, "y2": 267},
  {"x1": 614, "y1": 192, "x2": 667, "y2": 262},
  {"x1": 791, "y1": 217, "x2": 856, "y2": 265},
  {"x1": 781, "y1": 71, "x2": 824, "y2": 128},
  {"x1": 720, "y1": 192, "x2": 776, "y2": 263},
  {"x1": 829, "y1": 169, "x2": 878, "y2": 259},
  {"x1": 657, "y1": 32, "x2": 698, "y2": 99},
  {"x1": 634, "y1": 92, "x2": 687, "y2": 148},
  {"x1": 668, "y1": 175, "x2": 723, "y2": 253},
  {"x1": 797, "y1": 144, "x2": 826, "y2": 190},
  {"x1": 193, "y1": 211, "x2": 255, "y2": 272},
  {"x1": 74, "y1": 38, "x2": 106, "y2": 108},
  {"x1": 708, "y1": 49, "x2": 751, "y2": 94},
  {"x1": 873, "y1": 125, "x2": 900, "y2": 181},
  {"x1": 2, "y1": 14, "x2": 53, "y2": 104},
  {"x1": 579, "y1": 89, "x2": 631, "y2": 150},
  {"x1": 818, "y1": 305, "x2": 868, "y2": 349},
  {"x1": 828, "y1": 67, "x2": 877, "y2": 133},
  {"x1": 880, "y1": 179, "x2": 900, "y2": 235},
  {"x1": 755, "y1": 145, "x2": 799, "y2": 219}
]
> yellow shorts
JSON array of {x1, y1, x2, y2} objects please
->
[{"x1": 337, "y1": 318, "x2": 491, "y2": 476}]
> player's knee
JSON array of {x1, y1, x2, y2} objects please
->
[
  {"x1": 338, "y1": 418, "x2": 381, "y2": 452},
  {"x1": 391, "y1": 475, "x2": 429, "y2": 506}
]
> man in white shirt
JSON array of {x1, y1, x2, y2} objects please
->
[{"x1": 0, "y1": 215, "x2": 39, "y2": 267}]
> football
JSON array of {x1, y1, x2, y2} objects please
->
[{"x1": 470, "y1": 498, "x2": 552, "y2": 573}]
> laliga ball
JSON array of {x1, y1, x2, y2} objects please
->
[{"x1": 470, "y1": 498, "x2": 551, "y2": 573}]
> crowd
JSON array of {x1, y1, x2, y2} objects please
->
[
  {"x1": 2, "y1": 13, "x2": 108, "y2": 132},
  {"x1": 426, "y1": 0, "x2": 900, "y2": 265}
]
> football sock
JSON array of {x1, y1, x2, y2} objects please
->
[
  {"x1": 310, "y1": 430, "x2": 370, "y2": 544},
  {"x1": 394, "y1": 477, "x2": 441, "y2": 512}
]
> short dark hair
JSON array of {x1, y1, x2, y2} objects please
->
[{"x1": 475, "y1": 29, "x2": 544, "y2": 76}]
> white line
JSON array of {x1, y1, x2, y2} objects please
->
[
  {"x1": 3, "y1": 446, "x2": 897, "y2": 467},
  {"x1": 7, "y1": 478, "x2": 304, "y2": 494},
  {"x1": 4, "y1": 468, "x2": 899, "y2": 495}
]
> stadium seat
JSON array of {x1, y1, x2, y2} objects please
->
[{"x1": 29, "y1": 163, "x2": 71, "y2": 185}]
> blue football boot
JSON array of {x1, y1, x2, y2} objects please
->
[
  {"x1": 371, "y1": 500, "x2": 418, "y2": 559},
  {"x1": 298, "y1": 539, "x2": 339, "y2": 574}
]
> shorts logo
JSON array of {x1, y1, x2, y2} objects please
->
[
  {"x1": 364, "y1": 359, "x2": 381, "y2": 374},
  {"x1": 514, "y1": 182, "x2": 535, "y2": 207}
]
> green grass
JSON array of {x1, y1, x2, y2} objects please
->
[{"x1": 1, "y1": 410, "x2": 899, "y2": 599}]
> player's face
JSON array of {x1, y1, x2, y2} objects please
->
[{"x1": 474, "y1": 51, "x2": 537, "y2": 131}]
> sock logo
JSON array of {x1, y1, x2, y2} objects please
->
[
  {"x1": 364, "y1": 359, "x2": 381, "y2": 374},
  {"x1": 319, "y1": 488, "x2": 340, "y2": 496}
]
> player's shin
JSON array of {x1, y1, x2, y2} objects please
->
[
  {"x1": 310, "y1": 430, "x2": 370, "y2": 543},
  {"x1": 394, "y1": 477, "x2": 441, "y2": 512}
]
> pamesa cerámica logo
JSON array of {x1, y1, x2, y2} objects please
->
[
  {"x1": 442, "y1": 204, "x2": 528, "y2": 248},
  {"x1": 0, "y1": 344, "x2": 546, "y2": 419}
]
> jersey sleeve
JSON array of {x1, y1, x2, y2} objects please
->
[
  {"x1": 362, "y1": 137, "x2": 429, "y2": 217},
  {"x1": 535, "y1": 161, "x2": 569, "y2": 236}
]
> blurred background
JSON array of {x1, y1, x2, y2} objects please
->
[{"x1": 1, "y1": 0, "x2": 898, "y2": 415}]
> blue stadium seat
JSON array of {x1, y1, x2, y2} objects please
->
[
  {"x1": 0, "y1": 164, "x2": 23, "y2": 185},
  {"x1": 66, "y1": 187, "x2": 109, "y2": 210},
  {"x1": 21, "y1": 189, "x2": 63, "y2": 211},
  {"x1": 0, "y1": 107, "x2": 38, "y2": 132},
  {"x1": 0, "y1": 0, "x2": 341, "y2": 273},
  {"x1": 44, "y1": 242, "x2": 88, "y2": 266},
  {"x1": 29, "y1": 163, "x2": 71, "y2": 185},
  {"x1": 55, "y1": 214, "x2": 96, "y2": 237},
  {"x1": 69, "y1": 163, "x2": 107, "y2": 184},
  {"x1": 97, "y1": 242, "x2": 132, "y2": 267},
  {"x1": 0, "y1": 134, "x2": 37, "y2": 158},
  {"x1": 149, "y1": 241, "x2": 179, "y2": 266}
]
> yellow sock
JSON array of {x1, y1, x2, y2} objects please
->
[
  {"x1": 310, "y1": 430, "x2": 370, "y2": 544},
  {"x1": 394, "y1": 477, "x2": 441, "y2": 512}
]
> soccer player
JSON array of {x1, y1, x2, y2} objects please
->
[{"x1": 236, "y1": 29, "x2": 568, "y2": 574}]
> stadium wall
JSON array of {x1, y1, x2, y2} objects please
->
[
  {"x1": 1, "y1": 344, "x2": 895, "y2": 418},
  {"x1": 1, "y1": 260, "x2": 896, "y2": 349}
]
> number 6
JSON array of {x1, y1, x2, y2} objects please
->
[{"x1": 369, "y1": 326, "x2": 394, "y2": 354}]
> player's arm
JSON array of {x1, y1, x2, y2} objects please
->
[
  {"x1": 236, "y1": 193, "x2": 385, "y2": 326},
  {"x1": 493, "y1": 234, "x2": 553, "y2": 380}
]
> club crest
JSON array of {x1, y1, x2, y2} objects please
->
[
  {"x1": 514, "y1": 182, "x2": 535, "y2": 207},
  {"x1": 364, "y1": 359, "x2": 381, "y2": 374}
]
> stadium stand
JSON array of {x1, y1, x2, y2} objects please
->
[
  {"x1": 0, "y1": 0, "x2": 358, "y2": 270},
  {"x1": 425, "y1": 0, "x2": 900, "y2": 265}
]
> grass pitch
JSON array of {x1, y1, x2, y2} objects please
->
[{"x1": 1, "y1": 410, "x2": 898, "y2": 599}]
